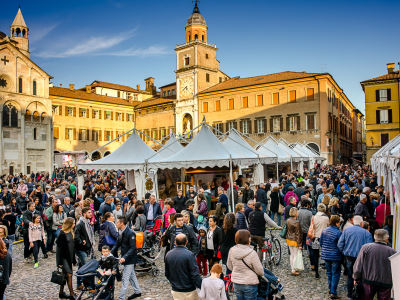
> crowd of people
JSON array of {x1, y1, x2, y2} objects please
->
[{"x1": 0, "y1": 165, "x2": 395, "y2": 300}]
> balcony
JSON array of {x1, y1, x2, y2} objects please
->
[{"x1": 176, "y1": 40, "x2": 217, "y2": 49}]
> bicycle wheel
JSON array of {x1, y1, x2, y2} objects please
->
[
  {"x1": 226, "y1": 281, "x2": 234, "y2": 300},
  {"x1": 272, "y1": 238, "x2": 282, "y2": 265}
]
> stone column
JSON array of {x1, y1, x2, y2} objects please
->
[
  {"x1": 20, "y1": 113, "x2": 25, "y2": 174},
  {"x1": 0, "y1": 107, "x2": 3, "y2": 174}
]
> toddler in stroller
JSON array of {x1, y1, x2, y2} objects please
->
[{"x1": 75, "y1": 246, "x2": 120, "y2": 300}]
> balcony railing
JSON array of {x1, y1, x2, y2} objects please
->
[{"x1": 176, "y1": 40, "x2": 217, "y2": 49}]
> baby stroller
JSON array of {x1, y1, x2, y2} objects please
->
[
  {"x1": 135, "y1": 232, "x2": 160, "y2": 277},
  {"x1": 145, "y1": 216, "x2": 163, "y2": 257},
  {"x1": 257, "y1": 269, "x2": 285, "y2": 300},
  {"x1": 75, "y1": 259, "x2": 117, "y2": 300}
]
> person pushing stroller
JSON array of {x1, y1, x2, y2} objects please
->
[{"x1": 98, "y1": 245, "x2": 119, "y2": 299}]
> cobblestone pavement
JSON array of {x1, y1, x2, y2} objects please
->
[{"x1": 6, "y1": 234, "x2": 347, "y2": 300}]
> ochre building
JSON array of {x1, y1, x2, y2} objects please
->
[{"x1": 361, "y1": 62, "x2": 400, "y2": 162}]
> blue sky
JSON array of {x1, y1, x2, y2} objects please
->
[{"x1": 1, "y1": 0, "x2": 400, "y2": 113}]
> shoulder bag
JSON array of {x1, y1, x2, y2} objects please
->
[
  {"x1": 280, "y1": 223, "x2": 287, "y2": 239},
  {"x1": 307, "y1": 217, "x2": 315, "y2": 239}
]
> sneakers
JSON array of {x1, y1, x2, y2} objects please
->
[
  {"x1": 43, "y1": 253, "x2": 48, "y2": 259},
  {"x1": 127, "y1": 293, "x2": 142, "y2": 299},
  {"x1": 34, "y1": 262, "x2": 39, "y2": 269}
]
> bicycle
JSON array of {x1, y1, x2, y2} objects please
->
[
  {"x1": 260, "y1": 229, "x2": 282, "y2": 271},
  {"x1": 223, "y1": 273, "x2": 234, "y2": 300}
]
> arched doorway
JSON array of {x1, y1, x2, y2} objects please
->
[
  {"x1": 182, "y1": 113, "x2": 193, "y2": 133},
  {"x1": 104, "y1": 151, "x2": 111, "y2": 157},
  {"x1": 307, "y1": 143, "x2": 320, "y2": 155},
  {"x1": 91, "y1": 151, "x2": 101, "y2": 161}
]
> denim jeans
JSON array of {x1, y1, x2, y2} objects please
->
[
  {"x1": 325, "y1": 260, "x2": 341, "y2": 296},
  {"x1": 7, "y1": 234, "x2": 15, "y2": 257},
  {"x1": 270, "y1": 211, "x2": 281, "y2": 226},
  {"x1": 345, "y1": 256, "x2": 356, "y2": 298},
  {"x1": 76, "y1": 250, "x2": 89, "y2": 287},
  {"x1": 119, "y1": 264, "x2": 141, "y2": 300},
  {"x1": 45, "y1": 228, "x2": 56, "y2": 252},
  {"x1": 233, "y1": 283, "x2": 258, "y2": 300}
]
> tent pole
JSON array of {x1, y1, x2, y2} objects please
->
[
  {"x1": 290, "y1": 157, "x2": 293, "y2": 172},
  {"x1": 229, "y1": 156, "x2": 234, "y2": 213},
  {"x1": 276, "y1": 162, "x2": 279, "y2": 181}
]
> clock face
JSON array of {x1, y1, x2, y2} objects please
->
[{"x1": 180, "y1": 77, "x2": 194, "y2": 98}]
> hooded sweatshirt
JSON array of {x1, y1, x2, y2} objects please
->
[{"x1": 227, "y1": 244, "x2": 264, "y2": 285}]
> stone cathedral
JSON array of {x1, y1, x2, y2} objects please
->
[{"x1": 0, "y1": 9, "x2": 53, "y2": 174}]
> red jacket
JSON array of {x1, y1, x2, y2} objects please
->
[{"x1": 375, "y1": 203, "x2": 390, "y2": 227}]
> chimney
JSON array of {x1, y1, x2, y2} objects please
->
[
  {"x1": 86, "y1": 85, "x2": 91, "y2": 93},
  {"x1": 59, "y1": 83, "x2": 62, "y2": 87},
  {"x1": 387, "y1": 62, "x2": 395, "y2": 74},
  {"x1": 136, "y1": 84, "x2": 140, "y2": 90},
  {"x1": 69, "y1": 83, "x2": 75, "y2": 90}
]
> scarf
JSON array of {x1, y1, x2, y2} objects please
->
[{"x1": 80, "y1": 216, "x2": 94, "y2": 248}]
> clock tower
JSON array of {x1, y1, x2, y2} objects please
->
[{"x1": 175, "y1": 1, "x2": 222, "y2": 134}]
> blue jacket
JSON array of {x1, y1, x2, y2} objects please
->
[
  {"x1": 98, "y1": 220, "x2": 119, "y2": 251},
  {"x1": 235, "y1": 211, "x2": 248, "y2": 230},
  {"x1": 218, "y1": 194, "x2": 228, "y2": 210},
  {"x1": 111, "y1": 226, "x2": 137, "y2": 265},
  {"x1": 337, "y1": 225, "x2": 373, "y2": 258},
  {"x1": 320, "y1": 226, "x2": 342, "y2": 261}
]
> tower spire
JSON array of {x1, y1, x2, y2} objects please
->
[{"x1": 193, "y1": 0, "x2": 200, "y2": 13}]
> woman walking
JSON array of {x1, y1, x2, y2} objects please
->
[
  {"x1": 311, "y1": 203, "x2": 330, "y2": 278},
  {"x1": 207, "y1": 215, "x2": 223, "y2": 269},
  {"x1": 56, "y1": 217, "x2": 76, "y2": 299},
  {"x1": 163, "y1": 199, "x2": 176, "y2": 232},
  {"x1": 227, "y1": 229, "x2": 264, "y2": 300},
  {"x1": 270, "y1": 186, "x2": 284, "y2": 226},
  {"x1": 286, "y1": 207, "x2": 303, "y2": 276},
  {"x1": 0, "y1": 239, "x2": 12, "y2": 299},
  {"x1": 53, "y1": 204, "x2": 67, "y2": 238},
  {"x1": 28, "y1": 214, "x2": 47, "y2": 268},
  {"x1": 220, "y1": 213, "x2": 237, "y2": 274},
  {"x1": 235, "y1": 203, "x2": 248, "y2": 230},
  {"x1": 98, "y1": 212, "x2": 118, "y2": 251},
  {"x1": 196, "y1": 194, "x2": 209, "y2": 227}
]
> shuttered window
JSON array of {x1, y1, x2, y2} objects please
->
[
  {"x1": 257, "y1": 95, "x2": 263, "y2": 106},
  {"x1": 306, "y1": 88, "x2": 314, "y2": 100},
  {"x1": 242, "y1": 97, "x2": 248, "y2": 108},
  {"x1": 289, "y1": 90, "x2": 296, "y2": 102},
  {"x1": 215, "y1": 100, "x2": 221, "y2": 111},
  {"x1": 272, "y1": 93, "x2": 279, "y2": 105},
  {"x1": 306, "y1": 114, "x2": 316, "y2": 130},
  {"x1": 228, "y1": 99, "x2": 234, "y2": 110},
  {"x1": 53, "y1": 127, "x2": 59, "y2": 139},
  {"x1": 376, "y1": 89, "x2": 391, "y2": 101},
  {"x1": 202, "y1": 102, "x2": 208, "y2": 113}
]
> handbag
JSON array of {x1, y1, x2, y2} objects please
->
[
  {"x1": 307, "y1": 217, "x2": 315, "y2": 239},
  {"x1": 278, "y1": 203, "x2": 285, "y2": 215},
  {"x1": 311, "y1": 237, "x2": 321, "y2": 250},
  {"x1": 216, "y1": 246, "x2": 221, "y2": 259},
  {"x1": 197, "y1": 215, "x2": 204, "y2": 224},
  {"x1": 51, "y1": 266, "x2": 66, "y2": 285},
  {"x1": 352, "y1": 280, "x2": 362, "y2": 300},
  {"x1": 105, "y1": 234, "x2": 116, "y2": 246},
  {"x1": 280, "y1": 224, "x2": 287, "y2": 239},
  {"x1": 293, "y1": 250, "x2": 304, "y2": 271}
]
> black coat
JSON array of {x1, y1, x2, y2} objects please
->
[
  {"x1": 0, "y1": 253, "x2": 12, "y2": 285},
  {"x1": 111, "y1": 226, "x2": 137, "y2": 265},
  {"x1": 242, "y1": 188, "x2": 254, "y2": 204},
  {"x1": 173, "y1": 196, "x2": 186, "y2": 213},
  {"x1": 256, "y1": 188, "x2": 268, "y2": 204},
  {"x1": 220, "y1": 227, "x2": 237, "y2": 264},
  {"x1": 207, "y1": 226, "x2": 223, "y2": 255},
  {"x1": 270, "y1": 191, "x2": 284, "y2": 213},
  {"x1": 165, "y1": 246, "x2": 202, "y2": 292},
  {"x1": 74, "y1": 220, "x2": 93, "y2": 252},
  {"x1": 165, "y1": 224, "x2": 199, "y2": 254},
  {"x1": 56, "y1": 231, "x2": 75, "y2": 273}
]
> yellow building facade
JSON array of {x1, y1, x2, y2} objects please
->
[{"x1": 361, "y1": 62, "x2": 400, "y2": 162}]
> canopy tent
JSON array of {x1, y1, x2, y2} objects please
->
[
  {"x1": 371, "y1": 134, "x2": 400, "y2": 251},
  {"x1": 148, "y1": 133, "x2": 184, "y2": 162},
  {"x1": 256, "y1": 136, "x2": 292, "y2": 163}
]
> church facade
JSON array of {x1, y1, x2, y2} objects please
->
[{"x1": 0, "y1": 9, "x2": 53, "y2": 174}]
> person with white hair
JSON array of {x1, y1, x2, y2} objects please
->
[
  {"x1": 337, "y1": 215, "x2": 373, "y2": 299},
  {"x1": 354, "y1": 193, "x2": 370, "y2": 219},
  {"x1": 353, "y1": 229, "x2": 396, "y2": 300}
]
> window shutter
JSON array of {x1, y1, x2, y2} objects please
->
[
  {"x1": 111, "y1": 112, "x2": 114, "y2": 120},
  {"x1": 88, "y1": 129, "x2": 91, "y2": 141},
  {"x1": 104, "y1": 111, "x2": 106, "y2": 119},
  {"x1": 376, "y1": 90, "x2": 380, "y2": 101},
  {"x1": 73, "y1": 128, "x2": 77, "y2": 140},
  {"x1": 387, "y1": 89, "x2": 391, "y2": 101},
  {"x1": 92, "y1": 110, "x2": 95, "y2": 118},
  {"x1": 254, "y1": 120, "x2": 257, "y2": 133},
  {"x1": 87, "y1": 108, "x2": 90, "y2": 118},
  {"x1": 65, "y1": 107, "x2": 68, "y2": 116},
  {"x1": 248, "y1": 120, "x2": 252, "y2": 134},
  {"x1": 98, "y1": 110, "x2": 101, "y2": 119},
  {"x1": 233, "y1": 121, "x2": 237, "y2": 130},
  {"x1": 111, "y1": 131, "x2": 114, "y2": 140},
  {"x1": 286, "y1": 117, "x2": 290, "y2": 131},
  {"x1": 79, "y1": 109, "x2": 82, "y2": 117},
  {"x1": 376, "y1": 110, "x2": 380, "y2": 124},
  {"x1": 59, "y1": 106, "x2": 62, "y2": 116},
  {"x1": 54, "y1": 127, "x2": 59, "y2": 139},
  {"x1": 311, "y1": 115, "x2": 315, "y2": 130},
  {"x1": 388, "y1": 109, "x2": 392, "y2": 123},
  {"x1": 99, "y1": 130, "x2": 102, "y2": 141},
  {"x1": 263, "y1": 119, "x2": 267, "y2": 133},
  {"x1": 73, "y1": 107, "x2": 76, "y2": 117},
  {"x1": 297, "y1": 115, "x2": 301, "y2": 131},
  {"x1": 240, "y1": 120, "x2": 243, "y2": 133},
  {"x1": 280, "y1": 117, "x2": 283, "y2": 131},
  {"x1": 270, "y1": 118, "x2": 273, "y2": 132},
  {"x1": 65, "y1": 128, "x2": 68, "y2": 139},
  {"x1": 122, "y1": 113, "x2": 124, "y2": 121}
]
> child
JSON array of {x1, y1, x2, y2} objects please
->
[
  {"x1": 0, "y1": 199, "x2": 6, "y2": 211},
  {"x1": 198, "y1": 264, "x2": 227, "y2": 300},
  {"x1": 112, "y1": 202, "x2": 123, "y2": 221},
  {"x1": 196, "y1": 226, "x2": 208, "y2": 276},
  {"x1": 98, "y1": 245, "x2": 119, "y2": 300}
]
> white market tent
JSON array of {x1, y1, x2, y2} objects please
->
[
  {"x1": 371, "y1": 134, "x2": 400, "y2": 251},
  {"x1": 148, "y1": 133, "x2": 184, "y2": 162}
]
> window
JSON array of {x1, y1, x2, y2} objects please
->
[
  {"x1": 33, "y1": 128, "x2": 37, "y2": 140},
  {"x1": 257, "y1": 95, "x2": 263, "y2": 106},
  {"x1": 117, "y1": 112, "x2": 122, "y2": 121},
  {"x1": 206, "y1": 53, "x2": 209, "y2": 59},
  {"x1": 376, "y1": 109, "x2": 392, "y2": 124},
  {"x1": 172, "y1": 89, "x2": 175, "y2": 95},
  {"x1": 79, "y1": 108, "x2": 87, "y2": 118},
  {"x1": 127, "y1": 113, "x2": 133, "y2": 122},
  {"x1": 160, "y1": 128, "x2": 167, "y2": 139},
  {"x1": 376, "y1": 89, "x2": 391, "y2": 101},
  {"x1": 105, "y1": 111, "x2": 112, "y2": 120},
  {"x1": 219, "y1": 77, "x2": 222, "y2": 83},
  {"x1": 53, "y1": 127, "x2": 59, "y2": 139},
  {"x1": 306, "y1": 114, "x2": 316, "y2": 130},
  {"x1": 18, "y1": 78, "x2": 22, "y2": 93},
  {"x1": 227, "y1": 121, "x2": 236, "y2": 131},
  {"x1": 306, "y1": 88, "x2": 314, "y2": 100},
  {"x1": 152, "y1": 129, "x2": 158, "y2": 140},
  {"x1": 2, "y1": 104, "x2": 18, "y2": 127},
  {"x1": 215, "y1": 123, "x2": 224, "y2": 135},
  {"x1": 167, "y1": 90, "x2": 171, "y2": 96},
  {"x1": 215, "y1": 100, "x2": 221, "y2": 111},
  {"x1": 117, "y1": 91, "x2": 121, "y2": 98},
  {"x1": 256, "y1": 119, "x2": 265, "y2": 134},
  {"x1": 381, "y1": 133, "x2": 389, "y2": 146},
  {"x1": 185, "y1": 57, "x2": 190, "y2": 65},
  {"x1": 206, "y1": 73, "x2": 210, "y2": 82},
  {"x1": 228, "y1": 99, "x2": 234, "y2": 110},
  {"x1": 32, "y1": 81, "x2": 37, "y2": 96},
  {"x1": 271, "y1": 117, "x2": 281, "y2": 133},
  {"x1": 287, "y1": 115, "x2": 299, "y2": 131},
  {"x1": 202, "y1": 102, "x2": 208, "y2": 113},
  {"x1": 92, "y1": 130, "x2": 101, "y2": 141},
  {"x1": 162, "y1": 91, "x2": 166, "y2": 97},
  {"x1": 242, "y1": 97, "x2": 248, "y2": 108},
  {"x1": 289, "y1": 90, "x2": 296, "y2": 102},
  {"x1": 52, "y1": 105, "x2": 60, "y2": 115},
  {"x1": 93, "y1": 110, "x2": 100, "y2": 119},
  {"x1": 241, "y1": 119, "x2": 250, "y2": 134},
  {"x1": 104, "y1": 130, "x2": 112, "y2": 141},
  {"x1": 67, "y1": 107, "x2": 74, "y2": 117},
  {"x1": 272, "y1": 92, "x2": 279, "y2": 105},
  {"x1": 66, "y1": 128, "x2": 74, "y2": 140},
  {"x1": 79, "y1": 129, "x2": 88, "y2": 141}
]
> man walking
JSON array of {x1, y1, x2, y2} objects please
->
[
  {"x1": 164, "y1": 213, "x2": 198, "y2": 255},
  {"x1": 165, "y1": 233, "x2": 202, "y2": 300},
  {"x1": 256, "y1": 183, "x2": 268, "y2": 213},
  {"x1": 337, "y1": 215, "x2": 373, "y2": 299},
  {"x1": 144, "y1": 195, "x2": 162, "y2": 226},
  {"x1": 44, "y1": 199, "x2": 58, "y2": 253},
  {"x1": 75, "y1": 207, "x2": 95, "y2": 289},
  {"x1": 112, "y1": 216, "x2": 141, "y2": 300},
  {"x1": 22, "y1": 202, "x2": 38, "y2": 262},
  {"x1": 353, "y1": 229, "x2": 396, "y2": 300}
]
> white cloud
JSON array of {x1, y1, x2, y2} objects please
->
[
  {"x1": 36, "y1": 29, "x2": 137, "y2": 58},
  {"x1": 106, "y1": 45, "x2": 169, "y2": 57},
  {"x1": 30, "y1": 23, "x2": 59, "y2": 43}
]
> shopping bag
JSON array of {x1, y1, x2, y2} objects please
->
[
  {"x1": 279, "y1": 224, "x2": 287, "y2": 239},
  {"x1": 294, "y1": 250, "x2": 304, "y2": 271}
]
